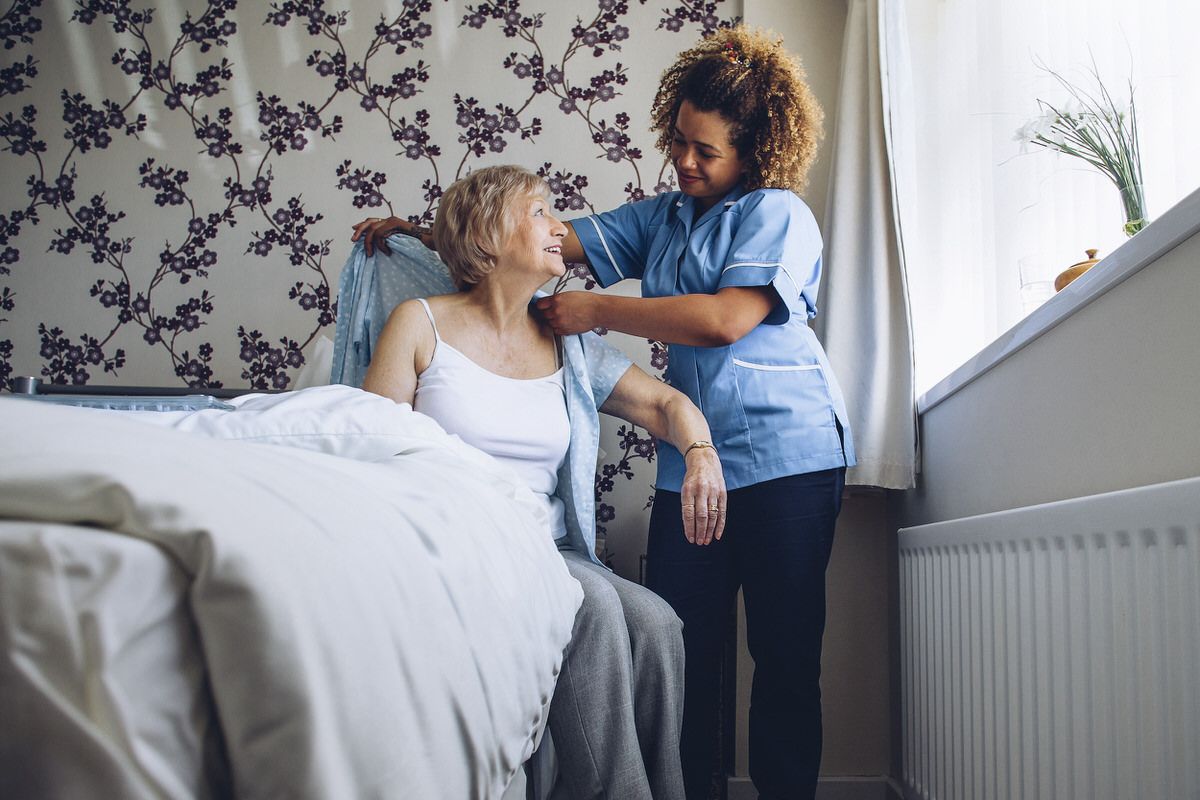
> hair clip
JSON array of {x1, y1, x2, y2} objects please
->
[{"x1": 722, "y1": 42, "x2": 752, "y2": 69}]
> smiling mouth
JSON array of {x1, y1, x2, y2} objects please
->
[{"x1": 544, "y1": 246, "x2": 562, "y2": 255}]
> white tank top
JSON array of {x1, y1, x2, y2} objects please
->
[{"x1": 412, "y1": 299, "x2": 570, "y2": 541}]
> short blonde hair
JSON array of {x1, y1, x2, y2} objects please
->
[
  {"x1": 651, "y1": 25, "x2": 823, "y2": 193},
  {"x1": 433, "y1": 165, "x2": 548, "y2": 289}
]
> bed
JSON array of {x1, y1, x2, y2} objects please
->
[{"x1": 0, "y1": 384, "x2": 582, "y2": 799}]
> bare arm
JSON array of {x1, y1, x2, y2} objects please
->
[
  {"x1": 536, "y1": 285, "x2": 777, "y2": 347},
  {"x1": 601, "y1": 365, "x2": 726, "y2": 545},
  {"x1": 350, "y1": 216, "x2": 434, "y2": 256},
  {"x1": 361, "y1": 300, "x2": 432, "y2": 405},
  {"x1": 560, "y1": 220, "x2": 588, "y2": 265}
]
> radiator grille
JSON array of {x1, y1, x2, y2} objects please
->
[{"x1": 898, "y1": 477, "x2": 1200, "y2": 800}]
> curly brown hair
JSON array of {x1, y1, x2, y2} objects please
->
[{"x1": 650, "y1": 25, "x2": 823, "y2": 193}]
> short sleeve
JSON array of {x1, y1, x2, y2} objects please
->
[
  {"x1": 577, "y1": 331, "x2": 633, "y2": 409},
  {"x1": 716, "y1": 190, "x2": 823, "y2": 325},
  {"x1": 572, "y1": 195, "x2": 670, "y2": 287}
]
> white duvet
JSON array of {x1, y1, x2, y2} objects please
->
[{"x1": 0, "y1": 387, "x2": 582, "y2": 800}]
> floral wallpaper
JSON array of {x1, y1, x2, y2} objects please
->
[{"x1": 0, "y1": 0, "x2": 740, "y2": 576}]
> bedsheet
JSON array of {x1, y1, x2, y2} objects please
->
[
  {"x1": 0, "y1": 390, "x2": 583, "y2": 799},
  {"x1": 0, "y1": 520, "x2": 230, "y2": 799}
]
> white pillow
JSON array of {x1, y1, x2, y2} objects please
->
[
  {"x1": 113, "y1": 385, "x2": 551, "y2": 532},
  {"x1": 115, "y1": 385, "x2": 448, "y2": 462},
  {"x1": 292, "y1": 335, "x2": 335, "y2": 390}
]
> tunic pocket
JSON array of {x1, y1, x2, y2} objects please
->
[
  {"x1": 692, "y1": 349, "x2": 752, "y2": 466},
  {"x1": 731, "y1": 357, "x2": 842, "y2": 463}
]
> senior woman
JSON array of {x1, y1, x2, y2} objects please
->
[{"x1": 359, "y1": 165, "x2": 725, "y2": 800}]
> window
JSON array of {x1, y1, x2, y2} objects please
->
[{"x1": 900, "y1": 0, "x2": 1200, "y2": 396}]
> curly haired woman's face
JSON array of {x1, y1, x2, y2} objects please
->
[{"x1": 670, "y1": 100, "x2": 747, "y2": 213}]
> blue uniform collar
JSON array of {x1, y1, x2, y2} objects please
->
[{"x1": 673, "y1": 183, "x2": 748, "y2": 230}]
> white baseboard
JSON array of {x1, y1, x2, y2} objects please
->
[{"x1": 726, "y1": 775, "x2": 903, "y2": 800}]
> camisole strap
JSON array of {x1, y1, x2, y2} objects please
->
[{"x1": 415, "y1": 298, "x2": 442, "y2": 342}]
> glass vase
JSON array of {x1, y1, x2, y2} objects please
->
[{"x1": 1119, "y1": 182, "x2": 1148, "y2": 237}]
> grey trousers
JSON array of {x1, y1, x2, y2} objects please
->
[{"x1": 547, "y1": 550, "x2": 687, "y2": 800}]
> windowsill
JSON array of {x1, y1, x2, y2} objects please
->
[{"x1": 917, "y1": 184, "x2": 1200, "y2": 415}]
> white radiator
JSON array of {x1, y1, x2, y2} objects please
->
[{"x1": 898, "y1": 476, "x2": 1200, "y2": 800}]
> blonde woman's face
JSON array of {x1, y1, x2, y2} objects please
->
[
  {"x1": 670, "y1": 100, "x2": 747, "y2": 212},
  {"x1": 501, "y1": 194, "x2": 568, "y2": 280}
]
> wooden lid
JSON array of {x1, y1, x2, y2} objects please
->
[{"x1": 1054, "y1": 249, "x2": 1101, "y2": 292}]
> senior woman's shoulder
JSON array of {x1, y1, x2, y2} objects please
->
[
  {"x1": 385, "y1": 296, "x2": 426, "y2": 320},
  {"x1": 388, "y1": 292, "x2": 459, "y2": 317},
  {"x1": 380, "y1": 296, "x2": 438, "y2": 336}
]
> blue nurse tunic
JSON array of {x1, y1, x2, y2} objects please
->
[{"x1": 573, "y1": 184, "x2": 856, "y2": 491}]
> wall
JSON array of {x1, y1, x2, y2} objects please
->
[{"x1": 896, "y1": 217, "x2": 1200, "y2": 530}]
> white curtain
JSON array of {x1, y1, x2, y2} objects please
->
[
  {"x1": 899, "y1": 0, "x2": 1200, "y2": 397},
  {"x1": 819, "y1": 0, "x2": 918, "y2": 489}
]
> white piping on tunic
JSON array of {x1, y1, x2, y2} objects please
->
[
  {"x1": 732, "y1": 358, "x2": 821, "y2": 372},
  {"x1": 721, "y1": 261, "x2": 802, "y2": 298},
  {"x1": 583, "y1": 216, "x2": 626, "y2": 280}
]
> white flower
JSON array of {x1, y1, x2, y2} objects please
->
[
  {"x1": 1014, "y1": 113, "x2": 1054, "y2": 151},
  {"x1": 1013, "y1": 119, "x2": 1038, "y2": 144},
  {"x1": 1016, "y1": 61, "x2": 1146, "y2": 233},
  {"x1": 1044, "y1": 126, "x2": 1068, "y2": 148},
  {"x1": 1059, "y1": 97, "x2": 1084, "y2": 119}
]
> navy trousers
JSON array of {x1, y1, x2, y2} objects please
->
[{"x1": 646, "y1": 468, "x2": 845, "y2": 800}]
